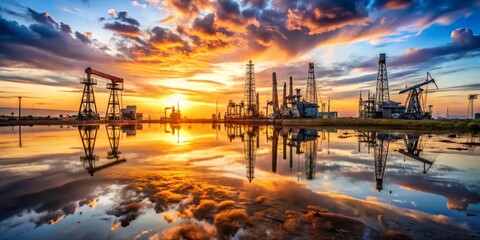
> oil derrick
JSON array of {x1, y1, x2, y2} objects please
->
[
  {"x1": 374, "y1": 133, "x2": 390, "y2": 192},
  {"x1": 106, "y1": 78, "x2": 123, "y2": 120},
  {"x1": 400, "y1": 72, "x2": 438, "y2": 119},
  {"x1": 244, "y1": 126, "x2": 258, "y2": 182},
  {"x1": 79, "y1": 125, "x2": 99, "y2": 176},
  {"x1": 305, "y1": 139, "x2": 318, "y2": 180},
  {"x1": 106, "y1": 125, "x2": 122, "y2": 160},
  {"x1": 272, "y1": 72, "x2": 280, "y2": 117},
  {"x1": 467, "y1": 94, "x2": 478, "y2": 119},
  {"x1": 306, "y1": 63, "x2": 318, "y2": 104},
  {"x1": 78, "y1": 71, "x2": 99, "y2": 120},
  {"x1": 375, "y1": 53, "x2": 389, "y2": 110},
  {"x1": 245, "y1": 60, "x2": 258, "y2": 117}
]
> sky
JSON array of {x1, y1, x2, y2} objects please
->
[{"x1": 0, "y1": 0, "x2": 480, "y2": 118}]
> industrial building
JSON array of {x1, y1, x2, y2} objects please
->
[
  {"x1": 226, "y1": 61, "x2": 336, "y2": 120},
  {"x1": 121, "y1": 105, "x2": 143, "y2": 120},
  {"x1": 359, "y1": 53, "x2": 438, "y2": 119}
]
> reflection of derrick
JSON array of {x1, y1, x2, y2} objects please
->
[
  {"x1": 106, "y1": 125, "x2": 122, "y2": 160},
  {"x1": 244, "y1": 126, "x2": 258, "y2": 182},
  {"x1": 79, "y1": 125, "x2": 126, "y2": 176},
  {"x1": 79, "y1": 126, "x2": 99, "y2": 176},
  {"x1": 374, "y1": 134, "x2": 390, "y2": 192},
  {"x1": 398, "y1": 134, "x2": 434, "y2": 173},
  {"x1": 305, "y1": 139, "x2": 318, "y2": 180}
]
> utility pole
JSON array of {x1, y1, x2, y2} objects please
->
[{"x1": 18, "y1": 96, "x2": 22, "y2": 120}]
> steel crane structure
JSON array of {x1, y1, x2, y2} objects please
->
[
  {"x1": 399, "y1": 72, "x2": 438, "y2": 119},
  {"x1": 467, "y1": 94, "x2": 478, "y2": 119},
  {"x1": 78, "y1": 67, "x2": 124, "y2": 120}
]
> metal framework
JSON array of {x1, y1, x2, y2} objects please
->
[
  {"x1": 398, "y1": 134, "x2": 434, "y2": 173},
  {"x1": 400, "y1": 72, "x2": 438, "y2": 119},
  {"x1": 468, "y1": 94, "x2": 478, "y2": 119},
  {"x1": 305, "y1": 139, "x2": 318, "y2": 180},
  {"x1": 359, "y1": 91, "x2": 376, "y2": 118},
  {"x1": 244, "y1": 60, "x2": 258, "y2": 117},
  {"x1": 244, "y1": 126, "x2": 258, "y2": 182},
  {"x1": 106, "y1": 81, "x2": 124, "y2": 120},
  {"x1": 375, "y1": 53, "x2": 389, "y2": 110},
  {"x1": 306, "y1": 63, "x2": 318, "y2": 104},
  {"x1": 374, "y1": 134, "x2": 390, "y2": 192},
  {"x1": 106, "y1": 125, "x2": 122, "y2": 160},
  {"x1": 78, "y1": 74, "x2": 99, "y2": 120},
  {"x1": 79, "y1": 125, "x2": 99, "y2": 176}
]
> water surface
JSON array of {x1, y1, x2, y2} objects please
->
[{"x1": 0, "y1": 124, "x2": 479, "y2": 239}]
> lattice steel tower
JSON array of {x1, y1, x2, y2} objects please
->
[
  {"x1": 306, "y1": 63, "x2": 318, "y2": 104},
  {"x1": 375, "y1": 53, "x2": 389, "y2": 110},
  {"x1": 106, "y1": 80, "x2": 123, "y2": 120},
  {"x1": 78, "y1": 72, "x2": 99, "y2": 120},
  {"x1": 244, "y1": 60, "x2": 258, "y2": 117}
]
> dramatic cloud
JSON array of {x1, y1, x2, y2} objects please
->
[
  {"x1": 356, "y1": 28, "x2": 480, "y2": 71},
  {"x1": 0, "y1": 11, "x2": 113, "y2": 71},
  {"x1": 374, "y1": 0, "x2": 413, "y2": 10}
]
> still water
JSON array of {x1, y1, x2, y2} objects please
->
[{"x1": 0, "y1": 124, "x2": 479, "y2": 239}]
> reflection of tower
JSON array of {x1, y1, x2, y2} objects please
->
[
  {"x1": 271, "y1": 127, "x2": 280, "y2": 173},
  {"x1": 106, "y1": 125, "x2": 122, "y2": 160},
  {"x1": 305, "y1": 139, "x2": 318, "y2": 180},
  {"x1": 78, "y1": 73, "x2": 99, "y2": 120},
  {"x1": 79, "y1": 126, "x2": 100, "y2": 176},
  {"x1": 244, "y1": 60, "x2": 258, "y2": 117},
  {"x1": 244, "y1": 126, "x2": 258, "y2": 182},
  {"x1": 306, "y1": 63, "x2": 318, "y2": 104},
  {"x1": 375, "y1": 53, "x2": 389, "y2": 110},
  {"x1": 374, "y1": 134, "x2": 390, "y2": 192}
]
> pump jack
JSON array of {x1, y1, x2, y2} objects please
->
[{"x1": 399, "y1": 72, "x2": 438, "y2": 119}]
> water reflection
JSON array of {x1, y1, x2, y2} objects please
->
[
  {"x1": 0, "y1": 124, "x2": 479, "y2": 239},
  {"x1": 79, "y1": 125, "x2": 128, "y2": 176}
]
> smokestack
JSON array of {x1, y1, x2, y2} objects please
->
[
  {"x1": 272, "y1": 72, "x2": 279, "y2": 116},
  {"x1": 283, "y1": 82, "x2": 287, "y2": 108},
  {"x1": 289, "y1": 76, "x2": 293, "y2": 98},
  {"x1": 328, "y1": 97, "x2": 330, "y2": 113}
]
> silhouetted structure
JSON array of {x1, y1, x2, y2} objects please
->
[
  {"x1": 306, "y1": 63, "x2": 318, "y2": 104},
  {"x1": 78, "y1": 70, "x2": 99, "y2": 120},
  {"x1": 244, "y1": 126, "x2": 259, "y2": 182},
  {"x1": 245, "y1": 60, "x2": 259, "y2": 117},
  {"x1": 376, "y1": 53, "x2": 389, "y2": 109},
  {"x1": 399, "y1": 72, "x2": 438, "y2": 119},
  {"x1": 398, "y1": 134, "x2": 434, "y2": 173},
  {"x1": 79, "y1": 125, "x2": 126, "y2": 176}
]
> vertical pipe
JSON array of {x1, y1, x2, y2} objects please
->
[
  {"x1": 18, "y1": 96, "x2": 22, "y2": 120},
  {"x1": 283, "y1": 82, "x2": 287, "y2": 108},
  {"x1": 289, "y1": 76, "x2": 293, "y2": 99},
  {"x1": 272, "y1": 72, "x2": 279, "y2": 116}
]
